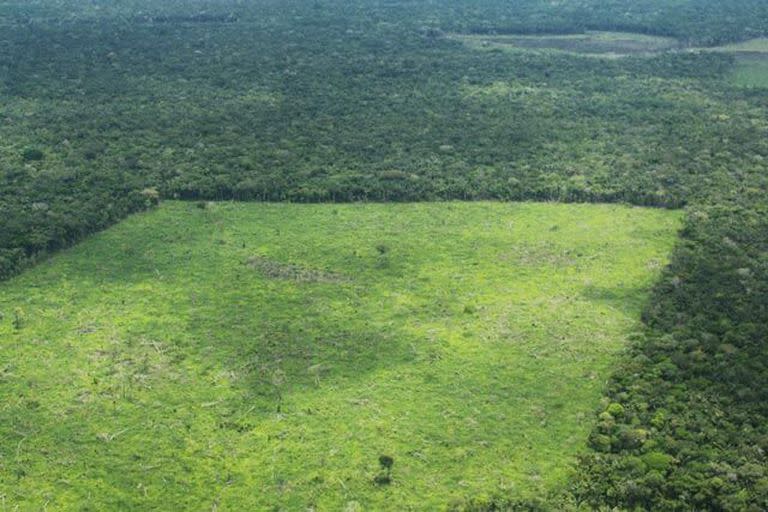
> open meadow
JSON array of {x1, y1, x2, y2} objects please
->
[
  {"x1": 452, "y1": 31, "x2": 681, "y2": 58},
  {"x1": 0, "y1": 202, "x2": 680, "y2": 509}
]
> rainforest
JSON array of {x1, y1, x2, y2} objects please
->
[{"x1": 1, "y1": 1, "x2": 768, "y2": 510}]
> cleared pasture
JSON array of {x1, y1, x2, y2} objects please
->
[
  {"x1": 0, "y1": 202, "x2": 680, "y2": 509},
  {"x1": 452, "y1": 31, "x2": 680, "y2": 58}
]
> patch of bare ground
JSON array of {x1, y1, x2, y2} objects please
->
[{"x1": 245, "y1": 255, "x2": 346, "y2": 283}]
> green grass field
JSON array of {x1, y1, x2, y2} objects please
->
[
  {"x1": 700, "y1": 37, "x2": 768, "y2": 88},
  {"x1": 453, "y1": 31, "x2": 679, "y2": 58},
  {"x1": 714, "y1": 37, "x2": 768, "y2": 53},
  {"x1": 730, "y1": 56, "x2": 768, "y2": 88},
  {"x1": 0, "y1": 202, "x2": 681, "y2": 510}
]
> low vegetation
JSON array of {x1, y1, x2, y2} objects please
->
[
  {"x1": 730, "y1": 57, "x2": 768, "y2": 87},
  {"x1": 0, "y1": 201, "x2": 680, "y2": 509},
  {"x1": 453, "y1": 32, "x2": 681, "y2": 58}
]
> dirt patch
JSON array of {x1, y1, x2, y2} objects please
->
[
  {"x1": 245, "y1": 256, "x2": 346, "y2": 283},
  {"x1": 500, "y1": 242, "x2": 580, "y2": 267}
]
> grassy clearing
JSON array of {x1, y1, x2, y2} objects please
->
[
  {"x1": 729, "y1": 57, "x2": 768, "y2": 87},
  {"x1": 452, "y1": 31, "x2": 680, "y2": 58},
  {"x1": 712, "y1": 37, "x2": 768, "y2": 53},
  {"x1": 694, "y1": 37, "x2": 768, "y2": 87},
  {"x1": 707, "y1": 39, "x2": 768, "y2": 87},
  {"x1": 0, "y1": 202, "x2": 681, "y2": 510}
]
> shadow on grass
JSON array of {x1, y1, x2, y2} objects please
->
[{"x1": 580, "y1": 284, "x2": 649, "y2": 317}]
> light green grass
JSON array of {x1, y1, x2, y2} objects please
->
[
  {"x1": 452, "y1": 31, "x2": 679, "y2": 58},
  {"x1": 729, "y1": 57, "x2": 768, "y2": 87},
  {"x1": 0, "y1": 202, "x2": 681, "y2": 510},
  {"x1": 712, "y1": 37, "x2": 768, "y2": 53},
  {"x1": 701, "y1": 37, "x2": 768, "y2": 87}
]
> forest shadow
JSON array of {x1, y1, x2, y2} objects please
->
[{"x1": 580, "y1": 283, "x2": 649, "y2": 318}]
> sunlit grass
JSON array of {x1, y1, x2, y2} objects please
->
[
  {"x1": 0, "y1": 201, "x2": 681, "y2": 509},
  {"x1": 714, "y1": 38, "x2": 768, "y2": 53},
  {"x1": 730, "y1": 56, "x2": 768, "y2": 88},
  {"x1": 452, "y1": 31, "x2": 679, "y2": 57}
]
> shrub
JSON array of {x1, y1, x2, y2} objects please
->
[
  {"x1": 12, "y1": 308, "x2": 25, "y2": 330},
  {"x1": 589, "y1": 433, "x2": 612, "y2": 452},
  {"x1": 21, "y1": 147, "x2": 44, "y2": 162},
  {"x1": 379, "y1": 455, "x2": 394, "y2": 471},
  {"x1": 641, "y1": 452, "x2": 675, "y2": 472},
  {"x1": 606, "y1": 403, "x2": 625, "y2": 418},
  {"x1": 373, "y1": 455, "x2": 394, "y2": 486},
  {"x1": 140, "y1": 188, "x2": 161, "y2": 207},
  {"x1": 616, "y1": 428, "x2": 648, "y2": 450}
]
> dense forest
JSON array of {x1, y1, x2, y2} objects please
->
[{"x1": 2, "y1": 0, "x2": 768, "y2": 509}]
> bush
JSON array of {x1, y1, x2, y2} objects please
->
[
  {"x1": 21, "y1": 147, "x2": 44, "y2": 162},
  {"x1": 140, "y1": 188, "x2": 161, "y2": 207},
  {"x1": 641, "y1": 452, "x2": 675, "y2": 472}
]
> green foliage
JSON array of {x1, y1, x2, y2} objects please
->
[
  {"x1": 139, "y1": 187, "x2": 160, "y2": 208},
  {"x1": 642, "y1": 451, "x2": 675, "y2": 472},
  {"x1": 374, "y1": 455, "x2": 395, "y2": 485},
  {"x1": 1, "y1": 1, "x2": 768, "y2": 510},
  {"x1": 0, "y1": 0, "x2": 764, "y2": 284},
  {"x1": 379, "y1": 455, "x2": 394, "y2": 471},
  {"x1": 606, "y1": 403, "x2": 625, "y2": 418},
  {"x1": 569, "y1": 201, "x2": 768, "y2": 511},
  {"x1": 11, "y1": 307, "x2": 25, "y2": 331},
  {"x1": 20, "y1": 147, "x2": 44, "y2": 162}
]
